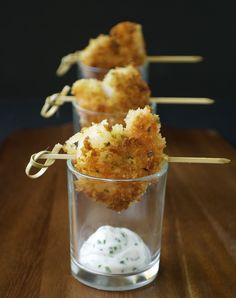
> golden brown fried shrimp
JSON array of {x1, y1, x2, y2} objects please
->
[
  {"x1": 64, "y1": 107, "x2": 166, "y2": 211},
  {"x1": 79, "y1": 35, "x2": 123, "y2": 69},
  {"x1": 71, "y1": 78, "x2": 109, "y2": 112},
  {"x1": 75, "y1": 178, "x2": 147, "y2": 211},
  {"x1": 103, "y1": 65, "x2": 150, "y2": 112},
  {"x1": 110, "y1": 22, "x2": 146, "y2": 66},
  {"x1": 71, "y1": 65, "x2": 150, "y2": 116},
  {"x1": 79, "y1": 22, "x2": 146, "y2": 69}
]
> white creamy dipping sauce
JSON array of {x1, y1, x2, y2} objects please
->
[{"x1": 79, "y1": 225, "x2": 151, "y2": 274}]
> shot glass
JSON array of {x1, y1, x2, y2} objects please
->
[
  {"x1": 72, "y1": 101, "x2": 126, "y2": 132},
  {"x1": 67, "y1": 160, "x2": 168, "y2": 291},
  {"x1": 77, "y1": 61, "x2": 149, "y2": 82}
]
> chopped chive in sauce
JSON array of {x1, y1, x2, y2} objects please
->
[
  {"x1": 105, "y1": 266, "x2": 112, "y2": 273},
  {"x1": 97, "y1": 240, "x2": 102, "y2": 244},
  {"x1": 126, "y1": 257, "x2": 129, "y2": 261},
  {"x1": 121, "y1": 232, "x2": 126, "y2": 238},
  {"x1": 103, "y1": 240, "x2": 106, "y2": 244},
  {"x1": 132, "y1": 267, "x2": 137, "y2": 271},
  {"x1": 115, "y1": 237, "x2": 121, "y2": 242},
  {"x1": 99, "y1": 248, "x2": 103, "y2": 251},
  {"x1": 113, "y1": 246, "x2": 117, "y2": 250},
  {"x1": 134, "y1": 242, "x2": 138, "y2": 246},
  {"x1": 98, "y1": 265, "x2": 102, "y2": 268},
  {"x1": 120, "y1": 260, "x2": 125, "y2": 264}
]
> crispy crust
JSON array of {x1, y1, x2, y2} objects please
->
[
  {"x1": 110, "y1": 22, "x2": 146, "y2": 66},
  {"x1": 72, "y1": 78, "x2": 110, "y2": 112},
  {"x1": 79, "y1": 22, "x2": 146, "y2": 68},
  {"x1": 72, "y1": 65, "x2": 150, "y2": 116},
  {"x1": 64, "y1": 107, "x2": 166, "y2": 211},
  {"x1": 79, "y1": 35, "x2": 123, "y2": 69}
]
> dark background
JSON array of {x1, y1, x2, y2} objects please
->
[{"x1": 0, "y1": 1, "x2": 235, "y2": 145}]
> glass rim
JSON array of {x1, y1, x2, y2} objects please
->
[
  {"x1": 67, "y1": 159, "x2": 168, "y2": 182},
  {"x1": 72, "y1": 100, "x2": 126, "y2": 117},
  {"x1": 77, "y1": 60, "x2": 148, "y2": 72}
]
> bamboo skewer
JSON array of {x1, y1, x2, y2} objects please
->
[
  {"x1": 41, "y1": 88, "x2": 215, "y2": 118},
  {"x1": 25, "y1": 149, "x2": 231, "y2": 179},
  {"x1": 147, "y1": 56, "x2": 203, "y2": 63},
  {"x1": 39, "y1": 154, "x2": 230, "y2": 164},
  {"x1": 167, "y1": 157, "x2": 230, "y2": 164},
  {"x1": 37, "y1": 153, "x2": 231, "y2": 164},
  {"x1": 49, "y1": 95, "x2": 214, "y2": 105},
  {"x1": 56, "y1": 53, "x2": 203, "y2": 76},
  {"x1": 150, "y1": 98, "x2": 214, "y2": 104},
  {"x1": 50, "y1": 95, "x2": 214, "y2": 105}
]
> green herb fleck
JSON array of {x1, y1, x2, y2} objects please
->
[
  {"x1": 115, "y1": 237, "x2": 121, "y2": 242},
  {"x1": 121, "y1": 232, "x2": 126, "y2": 238},
  {"x1": 120, "y1": 260, "x2": 125, "y2": 264},
  {"x1": 105, "y1": 266, "x2": 112, "y2": 273},
  {"x1": 103, "y1": 240, "x2": 106, "y2": 244},
  {"x1": 97, "y1": 240, "x2": 102, "y2": 244},
  {"x1": 113, "y1": 246, "x2": 117, "y2": 250},
  {"x1": 134, "y1": 242, "x2": 138, "y2": 246},
  {"x1": 132, "y1": 267, "x2": 137, "y2": 271},
  {"x1": 98, "y1": 265, "x2": 102, "y2": 268}
]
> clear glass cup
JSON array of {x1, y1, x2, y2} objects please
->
[
  {"x1": 67, "y1": 160, "x2": 168, "y2": 291},
  {"x1": 72, "y1": 101, "x2": 126, "y2": 132},
  {"x1": 77, "y1": 61, "x2": 149, "y2": 82}
]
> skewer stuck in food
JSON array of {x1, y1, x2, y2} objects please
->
[
  {"x1": 42, "y1": 66, "x2": 214, "y2": 120},
  {"x1": 56, "y1": 21, "x2": 203, "y2": 77},
  {"x1": 26, "y1": 107, "x2": 230, "y2": 211}
]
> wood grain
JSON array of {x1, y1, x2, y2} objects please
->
[{"x1": 0, "y1": 125, "x2": 235, "y2": 297}]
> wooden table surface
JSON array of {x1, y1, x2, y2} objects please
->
[{"x1": 0, "y1": 124, "x2": 236, "y2": 298}]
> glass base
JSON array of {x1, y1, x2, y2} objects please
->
[{"x1": 71, "y1": 254, "x2": 160, "y2": 291}]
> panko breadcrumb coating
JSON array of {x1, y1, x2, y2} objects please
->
[
  {"x1": 110, "y1": 22, "x2": 146, "y2": 67},
  {"x1": 103, "y1": 66, "x2": 150, "y2": 112},
  {"x1": 72, "y1": 65, "x2": 150, "y2": 128},
  {"x1": 72, "y1": 78, "x2": 109, "y2": 112},
  {"x1": 79, "y1": 22, "x2": 146, "y2": 69},
  {"x1": 72, "y1": 65, "x2": 150, "y2": 113},
  {"x1": 79, "y1": 35, "x2": 122, "y2": 69},
  {"x1": 64, "y1": 106, "x2": 166, "y2": 211}
]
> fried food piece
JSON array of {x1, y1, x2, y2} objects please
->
[
  {"x1": 79, "y1": 22, "x2": 146, "y2": 69},
  {"x1": 79, "y1": 35, "x2": 123, "y2": 69},
  {"x1": 71, "y1": 78, "x2": 109, "y2": 112},
  {"x1": 75, "y1": 179, "x2": 147, "y2": 211},
  {"x1": 72, "y1": 65, "x2": 150, "y2": 114},
  {"x1": 64, "y1": 106, "x2": 166, "y2": 211},
  {"x1": 110, "y1": 22, "x2": 146, "y2": 66},
  {"x1": 103, "y1": 65, "x2": 150, "y2": 112}
]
